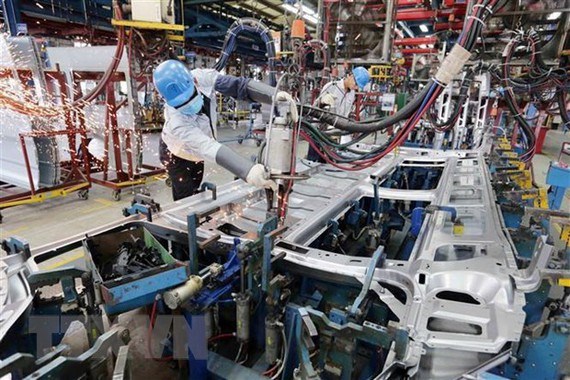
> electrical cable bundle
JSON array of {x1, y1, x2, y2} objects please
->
[
  {"x1": 299, "y1": 39, "x2": 331, "y2": 87},
  {"x1": 499, "y1": 29, "x2": 569, "y2": 162},
  {"x1": 214, "y1": 18, "x2": 277, "y2": 86},
  {"x1": 128, "y1": 29, "x2": 172, "y2": 80},
  {"x1": 426, "y1": 66, "x2": 477, "y2": 132},
  {"x1": 296, "y1": 0, "x2": 508, "y2": 170}
]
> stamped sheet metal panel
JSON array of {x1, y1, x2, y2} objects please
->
[
  {"x1": 159, "y1": 147, "x2": 529, "y2": 355},
  {"x1": 0, "y1": 36, "x2": 58, "y2": 189}
]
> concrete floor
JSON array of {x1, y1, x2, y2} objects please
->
[
  {"x1": 0, "y1": 127, "x2": 266, "y2": 250},
  {"x1": 0, "y1": 127, "x2": 568, "y2": 253}
]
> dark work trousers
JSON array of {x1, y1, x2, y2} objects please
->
[{"x1": 159, "y1": 138, "x2": 204, "y2": 201}]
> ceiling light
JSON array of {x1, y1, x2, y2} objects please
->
[
  {"x1": 303, "y1": 14, "x2": 318, "y2": 25},
  {"x1": 398, "y1": 21, "x2": 415, "y2": 38},
  {"x1": 281, "y1": 2, "x2": 316, "y2": 16},
  {"x1": 35, "y1": 2, "x2": 44, "y2": 9},
  {"x1": 419, "y1": 24, "x2": 429, "y2": 33},
  {"x1": 300, "y1": 4, "x2": 316, "y2": 15},
  {"x1": 281, "y1": 4, "x2": 297, "y2": 13},
  {"x1": 547, "y1": 12, "x2": 561, "y2": 20}
]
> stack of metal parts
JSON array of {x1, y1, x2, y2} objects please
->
[{"x1": 101, "y1": 238, "x2": 165, "y2": 280}]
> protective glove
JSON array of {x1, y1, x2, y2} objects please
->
[
  {"x1": 276, "y1": 91, "x2": 299, "y2": 123},
  {"x1": 319, "y1": 93, "x2": 336, "y2": 107},
  {"x1": 246, "y1": 164, "x2": 278, "y2": 191}
]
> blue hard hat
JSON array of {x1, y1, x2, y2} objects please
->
[
  {"x1": 352, "y1": 66, "x2": 371, "y2": 89},
  {"x1": 153, "y1": 60, "x2": 196, "y2": 109}
]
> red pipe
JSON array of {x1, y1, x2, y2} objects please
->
[
  {"x1": 394, "y1": 37, "x2": 437, "y2": 46},
  {"x1": 397, "y1": 0, "x2": 425, "y2": 6},
  {"x1": 401, "y1": 48, "x2": 438, "y2": 54},
  {"x1": 396, "y1": 8, "x2": 436, "y2": 20},
  {"x1": 434, "y1": 21, "x2": 465, "y2": 31},
  {"x1": 396, "y1": 8, "x2": 464, "y2": 21}
]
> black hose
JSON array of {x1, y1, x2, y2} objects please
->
[
  {"x1": 300, "y1": 80, "x2": 434, "y2": 133},
  {"x1": 559, "y1": 88, "x2": 570, "y2": 126},
  {"x1": 214, "y1": 18, "x2": 277, "y2": 86}
]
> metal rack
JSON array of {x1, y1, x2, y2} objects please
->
[
  {"x1": 72, "y1": 71, "x2": 164, "y2": 201},
  {"x1": 0, "y1": 68, "x2": 91, "y2": 222}
]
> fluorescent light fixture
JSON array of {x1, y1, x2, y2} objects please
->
[
  {"x1": 300, "y1": 4, "x2": 316, "y2": 15},
  {"x1": 547, "y1": 12, "x2": 561, "y2": 20},
  {"x1": 281, "y1": 2, "x2": 317, "y2": 17},
  {"x1": 398, "y1": 21, "x2": 415, "y2": 38},
  {"x1": 35, "y1": 2, "x2": 44, "y2": 9},
  {"x1": 419, "y1": 24, "x2": 429, "y2": 32},
  {"x1": 303, "y1": 13, "x2": 318, "y2": 25},
  {"x1": 281, "y1": 3, "x2": 297, "y2": 13},
  {"x1": 281, "y1": 2, "x2": 319, "y2": 24}
]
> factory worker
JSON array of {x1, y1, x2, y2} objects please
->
[
  {"x1": 154, "y1": 60, "x2": 297, "y2": 201},
  {"x1": 307, "y1": 66, "x2": 371, "y2": 161}
]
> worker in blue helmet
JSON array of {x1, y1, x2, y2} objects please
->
[
  {"x1": 307, "y1": 66, "x2": 371, "y2": 162},
  {"x1": 153, "y1": 60, "x2": 297, "y2": 201}
]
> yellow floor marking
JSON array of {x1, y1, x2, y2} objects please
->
[
  {"x1": 80, "y1": 198, "x2": 116, "y2": 214},
  {"x1": 0, "y1": 226, "x2": 29, "y2": 236},
  {"x1": 43, "y1": 251, "x2": 85, "y2": 270},
  {"x1": 94, "y1": 198, "x2": 115, "y2": 206}
]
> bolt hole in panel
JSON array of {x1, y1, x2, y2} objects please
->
[
  {"x1": 436, "y1": 291, "x2": 481, "y2": 305},
  {"x1": 434, "y1": 245, "x2": 488, "y2": 261},
  {"x1": 427, "y1": 317, "x2": 483, "y2": 335}
]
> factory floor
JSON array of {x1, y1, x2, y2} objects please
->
[{"x1": 0, "y1": 127, "x2": 269, "y2": 252}]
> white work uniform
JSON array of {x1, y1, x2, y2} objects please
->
[
  {"x1": 315, "y1": 80, "x2": 355, "y2": 118},
  {"x1": 314, "y1": 79, "x2": 356, "y2": 144},
  {"x1": 161, "y1": 68, "x2": 223, "y2": 162}
]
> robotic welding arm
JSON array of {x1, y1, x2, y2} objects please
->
[
  {"x1": 215, "y1": 75, "x2": 276, "y2": 105},
  {"x1": 215, "y1": 146, "x2": 277, "y2": 191}
]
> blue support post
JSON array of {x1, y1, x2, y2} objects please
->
[
  {"x1": 258, "y1": 216, "x2": 278, "y2": 292},
  {"x1": 1, "y1": 0, "x2": 21, "y2": 36},
  {"x1": 349, "y1": 246, "x2": 384, "y2": 316},
  {"x1": 262, "y1": 234, "x2": 272, "y2": 292},
  {"x1": 546, "y1": 162, "x2": 570, "y2": 210},
  {"x1": 410, "y1": 207, "x2": 425, "y2": 237},
  {"x1": 187, "y1": 213, "x2": 199, "y2": 274},
  {"x1": 283, "y1": 305, "x2": 318, "y2": 380}
]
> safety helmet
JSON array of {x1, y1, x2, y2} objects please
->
[
  {"x1": 352, "y1": 66, "x2": 371, "y2": 89},
  {"x1": 153, "y1": 60, "x2": 203, "y2": 116}
]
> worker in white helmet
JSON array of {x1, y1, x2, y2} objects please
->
[{"x1": 307, "y1": 66, "x2": 371, "y2": 161}]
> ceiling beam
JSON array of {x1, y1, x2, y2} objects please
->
[
  {"x1": 243, "y1": 0, "x2": 284, "y2": 14},
  {"x1": 198, "y1": 2, "x2": 281, "y2": 28},
  {"x1": 229, "y1": 2, "x2": 278, "y2": 21}
]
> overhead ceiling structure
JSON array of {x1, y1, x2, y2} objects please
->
[
  {"x1": 0, "y1": 0, "x2": 319, "y2": 60},
  {"x1": 182, "y1": 0, "x2": 320, "y2": 61},
  {"x1": 1, "y1": 0, "x2": 568, "y2": 64}
]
